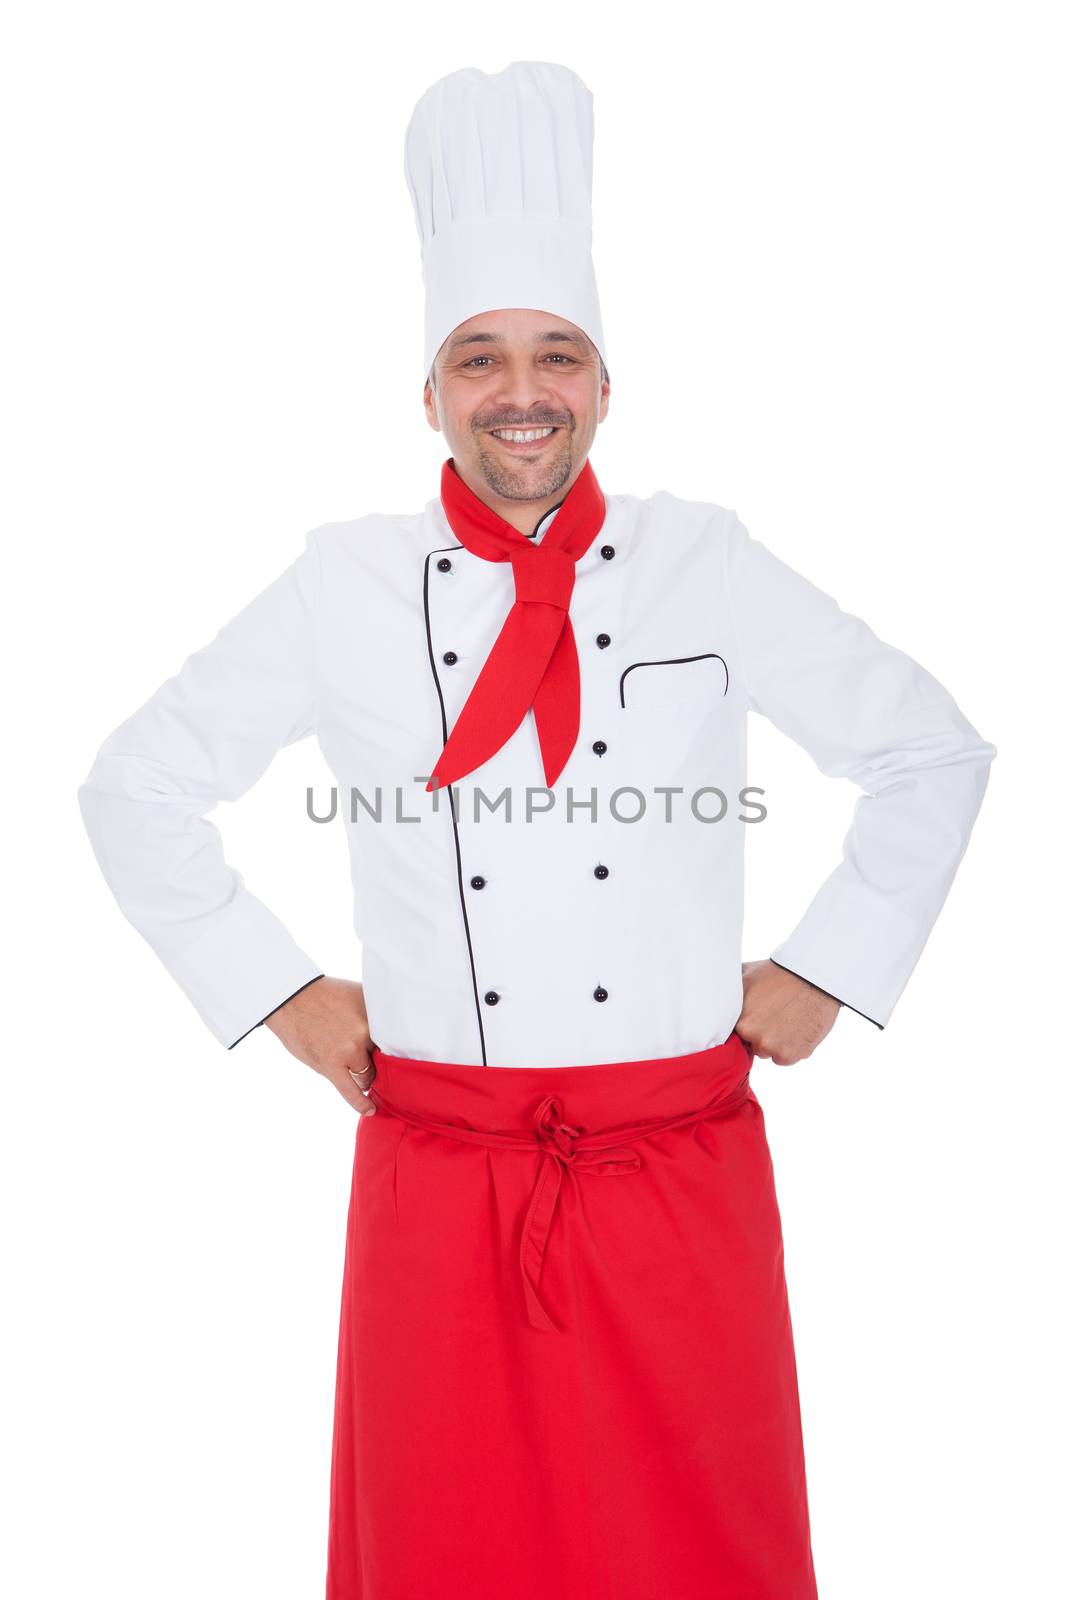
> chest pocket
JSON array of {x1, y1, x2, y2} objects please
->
[
  {"x1": 616, "y1": 653, "x2": 732, "y2": 785},
  {"x1": 618, "y1": 652, "x2": 729, "y2": 712}
]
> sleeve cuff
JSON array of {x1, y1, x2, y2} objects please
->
[
  {"x1": 768, "y1": 958, "x2": 886, "y2": 1030},
  {"x1": 227, "y1": 974, "x2": 326, "y2": 1049},
  {"x1": 162, "y1": 890, "x2": 325, "y2": 1048}
]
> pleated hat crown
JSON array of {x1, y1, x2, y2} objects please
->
[{"x1": 404, "y1": 60, "x2": 608, "y2": 385}]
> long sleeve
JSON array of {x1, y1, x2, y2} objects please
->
[
  {"x1": 721, "y1": 510, "x2": 996, "y2": 1028},
  {"x1": 77, "y1": 531, "x2": 326, "y2": 1049}
]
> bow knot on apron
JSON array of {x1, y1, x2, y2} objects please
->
[
  {"x1": 534, "y1": 1095, "x2": 589, "y2": 1159},
  {"x1": 427, "y1": 454, "x2": 607, "y2": 792},
  {"x1": 368, "y1": 1070, "x2": 753, "y2": 1334}
]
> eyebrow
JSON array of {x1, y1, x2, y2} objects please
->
[{"x1": 445, "y1": 329, "x2": 592, "y2": 356}]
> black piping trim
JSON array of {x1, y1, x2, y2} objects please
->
[
  {"x1": 528, "y1": 498, "x2": 566, "y2": 540},
  {"x1": 423, "y1": 544, "x2": 488, "y2": 1066},
  {"x1": 768, "y1": 959, "x2": 885, "y2": 1030},
  {"x1": 227, "y1": 973, "x2": 326, "y2": 1050},
  {"x1": 618, "y1": 652, "x2": 729, "y2": 709}
]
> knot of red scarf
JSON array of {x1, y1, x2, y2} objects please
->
[{"x1": 426, "y1": 455, "x2": 607, "y2": 791}]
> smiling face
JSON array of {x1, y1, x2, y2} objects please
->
[{"x1": 423, "y1": 308, "x2": 610, "y2": 535}]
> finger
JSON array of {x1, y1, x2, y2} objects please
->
[
  {"x1": 342, "y1": 1082, "x2": 377, "y2": 1115},
  {"x1": 348, "y1": 1062, "x2": 377, "y2": 1096},
  {"x1": 341, "y1": 1040, "x2": 378, "y2": 1112},
  {"x1": 333, "y1": 1069, "x2": 376, "y2": 1114}
]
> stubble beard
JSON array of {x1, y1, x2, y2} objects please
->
[{"x1": 473, "y1": 430, "x2": 574, "y2": 503}]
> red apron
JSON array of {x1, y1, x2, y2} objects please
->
[{"x1": 325, "y1": 1032, "x2": 819, "y2": 1599}]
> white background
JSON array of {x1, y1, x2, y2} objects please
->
[{"x1": 3, "y1": 3, "x2": 1062, "y2": 1596}]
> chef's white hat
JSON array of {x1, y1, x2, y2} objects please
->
[{"x1": 404, "y1": 60, "x2": 609, "y2": 387}]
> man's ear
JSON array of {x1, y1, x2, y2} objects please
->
[{"x1": 423, "y1": 380, "x2": 440, "y2": 431}]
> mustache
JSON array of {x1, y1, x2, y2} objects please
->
[{"x1": 476, "y1": 416, "x2": 571, "y2": 431}]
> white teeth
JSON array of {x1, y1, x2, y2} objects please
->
[{"x1": 491, "y1": 427, "x2": 555, "y2": 442}]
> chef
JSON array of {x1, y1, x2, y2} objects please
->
[{"x1": 78, "y1": 59, "x2": 996, "y2": 1600}]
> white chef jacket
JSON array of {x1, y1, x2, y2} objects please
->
[{"x1": 78, "y1": 486, "x2": 996, "y2": 1064}]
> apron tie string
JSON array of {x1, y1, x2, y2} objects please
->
[{"x1": 367, "y1": 1070, "x2": 754, "y2": 1333}]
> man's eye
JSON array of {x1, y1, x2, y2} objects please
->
[{"x1": 463, "y1": 353, "x2": 575, "y2": 368}]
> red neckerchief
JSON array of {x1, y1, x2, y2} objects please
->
[{"x1": 426, "y1": 454, "x2": 607, "y2": 790}]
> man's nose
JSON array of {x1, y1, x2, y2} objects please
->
[{"x1": 489, "y1": 379, "x2": 566, "y2": 415}]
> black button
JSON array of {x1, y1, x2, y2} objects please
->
[
  {"x1": 437, "y1": 556, "x2": 452, "y2": 572},
  {"x1": 443, "y1": 650, "x2": 458, "y2": 665},
  {"x1": 600, "y1": 544, "x2": 615, "y2": 560},
  {"x1": 470, "y1": 875, "x2": 486, "y2": 890},
  {"x1": 484, "y1": 990, "x2": 500, "y2": 1005},
  {"x1": 594, "y1": 864, "x2": 609, "y2": 880},
  {"x1": 595, "y1": 633, "x2": 611, "y2": 649},
  {"x1": 592, "y1": 739, "x2": 607, "y2": 756},
  {"x1": 593, "y1": 986, "x2": 609, "y2": 1002}
]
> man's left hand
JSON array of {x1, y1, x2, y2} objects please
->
[{"x1": 736, "y1": 959, "x2": 840, "y2": 1065}]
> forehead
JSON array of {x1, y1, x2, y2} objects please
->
[{"x1": 443, "y1": 310, "x2": 593, "y2": 356}]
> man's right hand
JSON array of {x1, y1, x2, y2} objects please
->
[{"x1": 264, "y1": 976, "x2": 378, "y2": 1114}]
